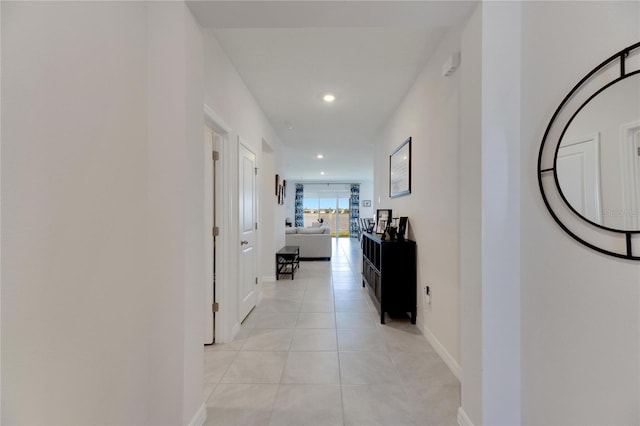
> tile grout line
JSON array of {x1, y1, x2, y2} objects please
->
[{"x1": 333, "y1": 240, "x2": 348, "y2": 426}]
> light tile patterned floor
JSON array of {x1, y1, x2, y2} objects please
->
[{"x1": 204, "y1": 238, "x2": 460, "y2": 426}]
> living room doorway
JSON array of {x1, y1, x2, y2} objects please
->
[{"x1": 304, "y1": 196, "x2": 351, "y2": 237}]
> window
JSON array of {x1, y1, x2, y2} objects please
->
[{"x1": 302, "y1": 195, "x2": 351, "y2": 237}]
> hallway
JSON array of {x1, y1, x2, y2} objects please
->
[{"x1": 203, "y1": 238, "x2": 460, "y2": 426}]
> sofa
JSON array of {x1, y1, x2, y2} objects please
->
[{"x1": 285, "y1": 225, "x2": 332, "y2": 260}]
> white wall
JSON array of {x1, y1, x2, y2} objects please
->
[
  {"x1": 461, "y1": 4, "x2": 640, "y2": 423},
  {"x1": 183, "y1": 6, "x2": 206, "y2": 423},
  {"x1": 459, "y1": 4, "x2": 482, "y2": 423},
  {"x1": 359, "y1": 181, "x2": 374, "y2": 219},
  {"x1": 260, "y1": 141, "x2": 278, "y2": 281},
  {"x1": 3, "y1": 3, "x2": 150, "y2": 423},
  {"x1": 2, "y1": 2, "x2": 206, "y2": 424},
  {"x1": 480, "y1": 3, "x2": 522, "y2": 423},
  {"x1": 202, "y1": 30, "x2": 286, "y2": 332},
  {"x1": 520, "y1": 2, "x2": 640, "y2": 423},
  {"x1": 373, "y1": 22, "x2": 466, "y2": 373}
]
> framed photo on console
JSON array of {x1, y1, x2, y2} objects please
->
[
  {"x1": 397, "y1": 216, "x2": 408, "y2": 239},
  {"x1": 376, "y1": 209, "x2": 392, "y2": 234}
]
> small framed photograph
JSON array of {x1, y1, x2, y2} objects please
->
[
  {"x1": 397, "y1": 217, "x2": 408, "y2": 239},
  {"x1": 376, "y1": 209, "x2": 392, "y2": 234},
  {"x1": 362, "y1": 200, "x2": 371, "y2": 207}
]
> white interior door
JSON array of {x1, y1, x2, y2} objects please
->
[
  {"x1": 557, "y1": 134, "x2": 602, "y2": 224},
  {"x1": 239, "y1": 142, "x2": 257, "y2": 321}
]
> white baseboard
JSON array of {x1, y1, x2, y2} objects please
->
[
  {"x1": 457, "y1": 407, "x2": 473, "y2": 426},
  {"x1": 262, "y1": 275, "x2": 276, "y2": 283},
  {"x1": 231, "y1": 321, "x2": 241, "y2": 341},
  {"x1": 416, "y1": 320, "x2": 461, "y2": 380},
  {"x1": 189, "y1": 403, "x2": 207, "y2": 426}
]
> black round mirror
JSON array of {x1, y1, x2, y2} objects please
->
[{"x1": 539, "y1": 41, "x2": 640, "y2": 260}]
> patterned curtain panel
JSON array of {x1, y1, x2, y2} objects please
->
[
  {"x1": 295, "y1": 184, "x2": 304, "y2": 227},
  {"x1": 350, "y1": 184, "x2": 360, "y2": 237}
]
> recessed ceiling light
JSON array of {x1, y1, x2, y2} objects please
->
[
  {"x1": 323, "y1": 93, "x2": 335, "y2": 103},
  {"x1": 320, "y1": 171, "x2": 325, "y2": 175},
  {"x1": 317, "y1": 154, "x2": 324, "y2": 159}
]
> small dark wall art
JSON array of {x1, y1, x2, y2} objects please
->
[{"x1": 275, "y1": 175, "x2": 286, "y2": 205}]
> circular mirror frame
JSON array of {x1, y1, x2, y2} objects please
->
[{"x1": 538, "y1": 41, "x2": 640, "y2": 260}]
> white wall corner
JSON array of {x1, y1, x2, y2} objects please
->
[
  {"x1": 457, "y1": 407, "x2": 474, "y2": 426},
  {"x1": 204, "y1": 104, "x2": 232, "y2": 134},
  {"x1": 417, "y1": 320, "x2": 462, "y2": 380},
  {"x1": 189, "y1": 403, "x2": 207, "y2": 426}
]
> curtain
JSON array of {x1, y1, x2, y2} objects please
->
[
  {"x1": 295, "y1": 184, "x2": 304, "y2": 227},
  {"x1": 350, "y1": 184, "x2": 360, "y2": 237}
]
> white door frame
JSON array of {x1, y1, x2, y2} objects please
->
[
  {"x1": 620, "y1": 120, "x2": 640, "y2": 229},
  {"x1": 557, "y1": 133, "x2": 602, "y2": 224},
  {"x1": 204, "y1": 126, "x2": 215, "y2": 344},
  {"x1": 204, "y1": 104, "x2": 236, "y2": 343}
]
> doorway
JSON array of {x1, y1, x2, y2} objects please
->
[
  {"x1": 238, "y1": 140, "x2": 258, "y2": 321},
  {"x1": 557, "y1": 134, "x2": 602, "y2": 225},
  {"x1": 204, "y1": 125, "x2": 223, "y2": 344},
  {"x1": 304, "y1": 196, "x2": 351, "y2": 237},
  {"x1": 204, "y1": 104, "x2": 232, "y2": 345}
]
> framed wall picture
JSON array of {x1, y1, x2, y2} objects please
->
[
  {"x1": 278, "y1": 185, "x2": 284, "y2": 205},
  {"x1": 362, "y1": 200, "x2": 372, "y2": 207},
  {"x1": 390, "y1": 137, "x2": 411, "y2": 198},
  {"x1": 275, "y1": 174, "x2": 280, "y2": 196}
]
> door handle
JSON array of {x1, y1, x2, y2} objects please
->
[{"x1": 240, "y1": 240, "x2": 249, "y2": 245}]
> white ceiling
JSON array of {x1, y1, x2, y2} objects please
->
[{"x1": 188, "y1": 1, "x2": 477, "y2": 183}]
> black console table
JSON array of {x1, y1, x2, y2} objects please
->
[
  {"x1": 361, "y1": 232, "x2": 416, "y2": 324},
  {"x1": 276, "y1": 245, "x2": 300, "y2": 280}
]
